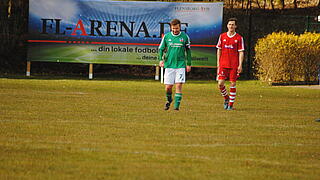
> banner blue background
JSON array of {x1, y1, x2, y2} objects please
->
[{"x1": 28, "y1": 0, "x2": 223, "y2": 67}]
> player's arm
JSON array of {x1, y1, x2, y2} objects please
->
[
  {"x1": 186, "y1": 35, "x2": 192, "y2": 72},
  {"x1": 158, "y1": 35, "x2": 166, "y2": 67},
  {"x1": 238, "y1": 51, "x2": 244, "y2": 74},
  {"x1": 216, "y1": 35, "x2": 222, "y2": 68},
  {"x1": 216, "y1": 48, "x2": 221, "y2": 68},
  {"x1": 237, "y1": 36, "x2": 245, "y2": 74}
]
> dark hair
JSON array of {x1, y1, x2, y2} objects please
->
[
  {"x1": 227, "y1": 18, "x2": 238, "y2": 25},
  {"x1": 170, "y1": 19, "x2": 181, "y2": 26}
]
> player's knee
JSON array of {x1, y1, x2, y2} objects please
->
[
  {"x1": 218, "y1": 81, "x2": 225, "y2": 88},
  {"x1": 175, "y1": 83, "x2": 183, "y2": 92},
  {"x1": 165, "y1": 85, "x2": 173, "y2": 92}
]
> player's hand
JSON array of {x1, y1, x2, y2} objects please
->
[
  {"x1": 159, "y1": 61, "x2": 164, "y2": 67},
  {"x1": 237, "y1": 66, "x2": 242, "y2": 74},
  {"x1": 186, "y1": 66, "x2": 191, "y2": 72}
]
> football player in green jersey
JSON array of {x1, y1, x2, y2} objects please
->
[{"x1": 159, "y1": 19, "x2": 192, "y2": 111}]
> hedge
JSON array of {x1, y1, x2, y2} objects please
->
[{"x1": 254, "y1": 32, "x2": 320, "y2": 84}]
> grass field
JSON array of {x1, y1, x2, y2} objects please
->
[{"x1": 0, "y1": 77, "x2": 319, "y2": 179}]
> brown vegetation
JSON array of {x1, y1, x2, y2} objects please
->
[{"x1": 255, "y1": 32, "x2": 320, "y2": 84}]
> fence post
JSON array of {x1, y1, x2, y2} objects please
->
[
  {"x1": 306, "y1": 16, "x2": 310, "y2": 32},
  {"x1": 246, "y1": 11, "x2": 252, "y2": 79},
  {"x1": 89, "y1": 63, "x2": 93, "y2": 80},
  {"x1": 26, "y1": 61, "x2": 31, "y2": 76},
  {"x1": 155, "y1": 65, "x2": 160, "y2": 80},
  {"x1": 318, "y1": 63, "x2": 320, "y2": 85},
  {"x1": 161, "y1": 67, "x2": 164, "y2": 84}
]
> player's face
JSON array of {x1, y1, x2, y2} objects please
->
[
  {"x1": 227, "y1": 21, "x2": 237, "y2": 33},
  {"x1": 171, "y1": 24, "x2": 181, "y2": 35}
]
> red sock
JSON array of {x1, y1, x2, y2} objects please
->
[
  {"x1": 219, "y1": 86, "x2": 229, "y2": 100},
  {"x1": 229, "y1": 86, "x2": 236, "y2": 106}
]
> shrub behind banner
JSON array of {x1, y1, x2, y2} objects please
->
[{"x1": 254, "y1": 32, "x2": 320, "y2": 84}]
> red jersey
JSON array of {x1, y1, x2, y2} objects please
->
[{"x1": 216, "y1": 32, "x2": 244, "y2": 68}]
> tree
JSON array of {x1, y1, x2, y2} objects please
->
[
  {"x1": 270, "y1": 0, "x2": 275, "y2": 10},
  {"x1": 246, "y1": 0, "x2": 252, "y2": 10},
  {"x1": 293, "y1": 0, "x2": 298, "y2": 9},
  {"x1": 280, "y1": 0, "x2": 285, "y2": 9},
  {"x1": 255, "y1": 0, "x2": 261, "y2": 9}
]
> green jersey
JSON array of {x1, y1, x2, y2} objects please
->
[{"x1": 158, "y1": 32, "x2": 192, "y2": 68}]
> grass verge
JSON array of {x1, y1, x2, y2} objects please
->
[{"x1": 0, "y1": 78, "x2": 319, "y2": 179}]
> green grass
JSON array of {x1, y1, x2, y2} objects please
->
[{"x1": 0, "y1": 77, "x2": 319, "y2": 179}]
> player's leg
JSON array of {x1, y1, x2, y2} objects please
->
[
  {"x1": 173, "y1": 68, "x2": 186, "y2": 110},
  {"x1": 227, "y1": 69, "x2": 238, "y2": 110},
  {"x1": 217, "y1": 68, "x2": 229, "y2": 109},
  {"x1": 227, "y1": 81, "x2": 236, "y2": 110},
  {"x1": 164, "y1": 68, "x2": 175, "y2": 110},
  {"x1": 174, "y1": 83, "x2": 183, "y2": 110},
  {"x1": 219, "y1": 80, "x2": 229, "y2": 109},
  {"x1": 164, "y1": 85, "x2": 173, "y2": 110}
]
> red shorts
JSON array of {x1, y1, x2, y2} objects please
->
[{"x1": 217, "y1": 67, "x2": 239, "y2": 82}]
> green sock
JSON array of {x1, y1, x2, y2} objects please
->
[
  {"x1": 174, "y1": 93, "x2": 182, "y2": 109},
  {"x1": 166, "y1": 92, "x2": 172, "y2": 103}
]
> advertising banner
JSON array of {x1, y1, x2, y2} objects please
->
[{"x1": 28, "y1": 0, "x2": 223, "y2": 67}]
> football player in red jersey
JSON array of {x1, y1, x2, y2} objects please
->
[{"x1": 216, "y1": 18, "x2": 245, "y2": 110}]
